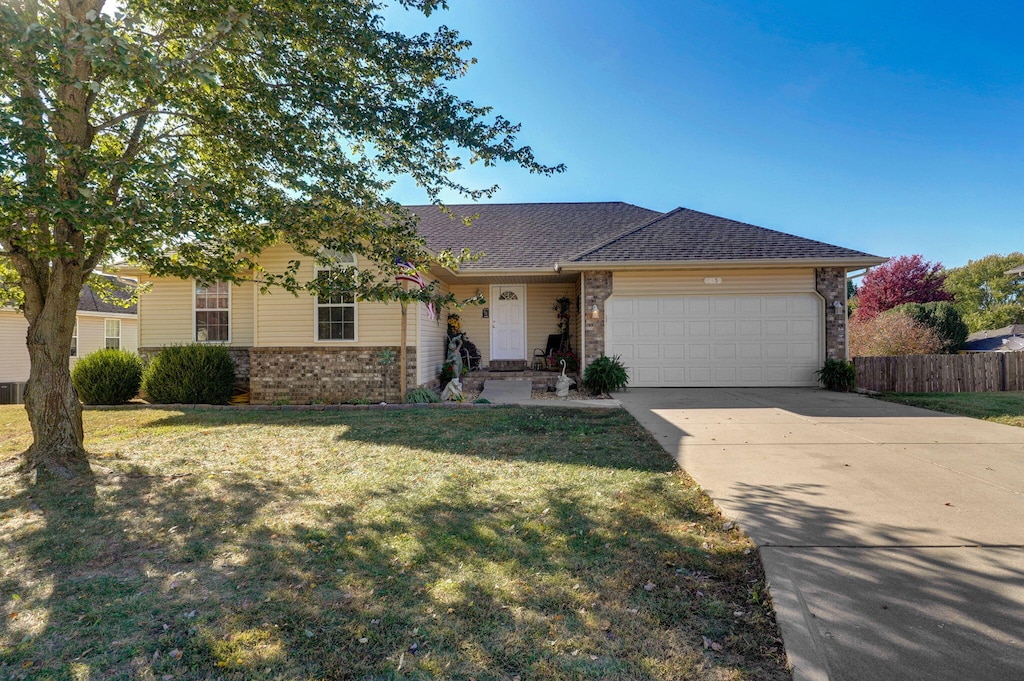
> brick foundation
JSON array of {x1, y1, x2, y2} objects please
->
[
  {"x1": 249, "y1": 346, "x2": 416, "y2": 405},
  {"x1": 582, "y1": 271, "x2": 613, "y2": 368},
  {"x1": 815, "y1": 268, "x2": 848, "y2": 360}
]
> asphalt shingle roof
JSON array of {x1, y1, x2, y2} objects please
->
[
  {"x1": 570, "y1": 207, "x2": 880, "y2": 263},
  {"x1": 78, "y1": 275, "x2": 137, "y2": 315},
  {"x1": 964, "y1": 325, "x2": 1024, "y2": 352},
  {"x1": 410, "y1": 202, "x2": 660, "y2": 270}
]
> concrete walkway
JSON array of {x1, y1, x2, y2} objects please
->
[{"x1": 618, "y1": 387, "x2": 1024, "y2": 681}]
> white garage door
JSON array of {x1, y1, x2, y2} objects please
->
[{"x1": 606, "y1": 294, "x2": 822, "y2": 387}]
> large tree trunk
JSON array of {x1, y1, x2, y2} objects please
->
[{"x1": 22, "y1": 275, "x2": 90, "y2": 481}]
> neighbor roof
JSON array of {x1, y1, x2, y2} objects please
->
[
  {"x1": 78, "y1": 275, "x2": 137, "y2": 315},
  {"x1": 963, "y1": 325, "x2": 1024, "y2": 352},
  {"x1": 410, "y1": 202, "x2": 660, "y2": 270},
  {"x1": 568, "y1": 207, "x2": 882, "y2": 265}
]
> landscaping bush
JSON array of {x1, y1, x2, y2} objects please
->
[
  {"x1": 142, "y1": 344, "x2": 236, "y2": 404},
  {"x1": 892, "y1": 301, "x2": 969, "y2": 354},
  {"x1": 816, "y1": 358, "x2": 856, "y2": 392},
  {"x1": 849, "y1": 310, "x2": 944, "y2": 357},
  {"x1": 549, "y1": 349, "x2": 578, "y2": 373},
  {"x1": 405, "y1": 387, "x2": 441, "y2": 404},
  {"x1": 71, "y1": 349, "x2": 144, "y2": 405},
  {"x1": 583, "y1": 354, "x2": 629, "y2": 395}
]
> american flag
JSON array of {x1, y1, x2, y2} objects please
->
[{"x1": 396, "y1": 260, "x2": 437, "y2": 320}]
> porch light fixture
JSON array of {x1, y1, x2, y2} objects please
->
[
  {"x1": 591, "y1": 304, "x2": 600, "y2": 319},
  {"x1": 833, "y1": 300, "x2": 844, "y2": 315}
]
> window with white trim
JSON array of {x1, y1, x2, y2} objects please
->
[
  {"x1": 195, "y1": 281, "x2": 230, "y2": 342},
  {"x1": 70, "y1": 320, "x2": 78, "y2": 357},
  {"x1": 104, "y1": 319, "x2": 121, "y2": 349},
  {"x1": 315, "y1": 253, "x2": 357, "y2": 341}
]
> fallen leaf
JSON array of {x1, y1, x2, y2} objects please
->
[
  {"x1": 644, "y1": 581, "x2": 655, "y2": 592},
  {"x1": 168, "y1": 649, "x2": 182, "y2": 660}
]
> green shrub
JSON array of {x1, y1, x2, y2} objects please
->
[
  {"x1": 142, "y1": 345, "x2": 236, "y2": 404},
  {"x1": 71, "y1": 349, "x2": 143, "y2": 405},
  {"x1": 816, "y1": 358, "x2": 856, "y2": 391},
  {"x1": 892, "y1": 301, "x2": 969, "y2": 354},
  {"x1": 405, "y1": 387, "x2": 441, "y2": 404},
  {"x1": 583, "y1": 354, "x2": 629, "y2": 395}
]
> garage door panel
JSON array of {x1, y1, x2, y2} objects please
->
[
  {"x1": 637, "y1": 345, "x2": 660, "y2": 360},
  {"x1": 664, "y1": 321, "x2": 684, "y2": 336},
  {"x1": 688, "y1": 321, "x2": 711, "y2": 337},
  {"x1": 607, "y1": 293, "x2": 822, "y2": 387},
  {"x1": 637, "y1": 321, "x2": 660, "y2": 336},
  {"x1": 688, "y1": 344, "x2": 710, "y2": 359},
  {"x1": 663, "y1": 298, "x2": 686, "y2": 315}
]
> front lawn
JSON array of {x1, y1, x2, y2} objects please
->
[
  {"x1": 0, "y1": 406, "x2": 788, "y2": 680},
  {"x1": 877, "y1": 391, "x2": 1024, "y2": 428}
]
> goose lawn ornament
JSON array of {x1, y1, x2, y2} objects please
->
[{"x1": 555, "y1": 358, "x2": 575, "y2": 398}]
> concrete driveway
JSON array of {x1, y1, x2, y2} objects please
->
[{"x1": 618, "y1": 388, "x2": 1024, "y2": 681}]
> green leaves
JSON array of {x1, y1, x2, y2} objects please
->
[{"x1": 1, "y1": 0, "x2": 561, "y2": 295}]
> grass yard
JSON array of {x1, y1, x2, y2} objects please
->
[
  {"x1": 0, "y1": 406, "x2": 788, "y2": 681},
  {"x1": 877, "y1": 391, "x2": 1024, "y2": 428}
]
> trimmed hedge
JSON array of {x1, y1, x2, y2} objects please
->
[
  {"x1": 142, "y1": 344, "x2": 236, "y2": 405},
  {"x1": 71, "y1": 349, "x2": 144, "y2": 405}
]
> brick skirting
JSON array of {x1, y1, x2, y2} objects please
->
[{"x1": 249, "y1": 346, "x2": 416, "y2": 405}]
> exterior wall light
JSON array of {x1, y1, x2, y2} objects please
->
[{"x1": 591, "y1": 304, "x2": 600, "y2": 319}]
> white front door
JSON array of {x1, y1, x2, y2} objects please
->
[{"x1": 490, "y1": 285, "x2": 526, "y2": 360}]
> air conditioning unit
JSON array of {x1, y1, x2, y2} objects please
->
[{"x1": 0, "y1": 382, "x2": 26, "y2": 405}]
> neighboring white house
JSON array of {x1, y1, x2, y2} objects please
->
[{"x1": 0, "y1": 276, "x2": 138, "y2": 402}]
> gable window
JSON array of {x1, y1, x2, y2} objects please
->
[
  {"x1": 195, "y1": 281, "x2": 230, "y2": 342},
  {"x1": 315, "y1": 252, "x2": 357, "y2": 341},
  {"x1": 104, "y1": 319, "x2": 121, "y2": 349},
  {"x1": 70, "y1": 320, "x2": 78, "y2": 357}
]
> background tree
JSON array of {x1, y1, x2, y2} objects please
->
[
  {"x1": 890, "y1": 301, "x2": 969, "y2": 354},
  {"x1": 849, "y1": 310, "x2": 944, "y2": 357},
  {"x1": 943, "y1": 253, "x2": 1024, "y2": 332},
  {"x1": 0, "y1": 0, "x2": 562, "y2": 480},
  {"x1": 853, "y1": 254, "x2": 952, "y2": 320}
]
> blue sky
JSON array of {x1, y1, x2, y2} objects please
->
[{"x1": 385, "y1": 1, "x2": 1024, "y2": 269}]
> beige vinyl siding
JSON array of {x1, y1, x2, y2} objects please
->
[
  {"x1": 231, "y1": 281, "x2": 255, "y2": 346},
  {"x1": 255, "y1": 243, "x2": 401, "y2": 347},
  {"x1": 526, "y1": 283, "x2": 577, "y2": 359},
  {"x1": 1, "y1": 310, "x2": 138, "y2": 382},
  {"x1": 612, "y1": 268, "x2": 816, "y2": 296},
  {"x1": 138, "y1": 276, "x2": 193, "y2": 346},
  {"x1": 0, "y1": 310, "x2": 30, "y2": 382},
  {"x1": 417, "y1": 280, "x2": 450, "y2": 385},
  {"x1": 139, "y1": 276, "x2": 253, "y2": 347},
  {"x1": 449, "y1": 285, "x2": 490, "y2": 363}
]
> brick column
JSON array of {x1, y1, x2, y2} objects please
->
[
  {"x1": 815, "y1": 268, "x2": 848, "y2": 360},
  {"x1": 582, "y1": 271, "x2": 613, "y2": 368}
]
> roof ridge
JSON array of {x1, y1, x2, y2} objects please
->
[
  {"x1": 406, "y1": 200, "x2": 645, "y2": 209},
  {"x1": 675, "y1": 207, "x2": 862, "y2": 250},
  {"x1": 565, "y1": 207, "x2": 682, "y2": 262}
]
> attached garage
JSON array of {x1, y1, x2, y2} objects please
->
[
  {"x1": 604, "y1": 269, "x2": 823, "y2": 388},
  {"x1": 607, "y1": 293, "x2": 822, "y2": 387}
]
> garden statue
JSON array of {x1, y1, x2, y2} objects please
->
[
  {"x1": 555, "y1": 358, "x2": 575, "y2": 397},
  {"x1": 446, "y1": 334, "x2": 464, "y2": 379},
  {"x1": 440, "y1": 376, "x2": 463, "y2": 401}
]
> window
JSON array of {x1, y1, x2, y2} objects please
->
[
  {"x1": 195, "y1": 281, "x2": 230, "y2": 342},
  {"x1": 104, "y1": 319, "x2": 121, "y2": 349},
  {"x1": 315, "y1": 254, "x2": 357, "y2": 341},
  {"x1": 70, "y1": 320, "x2": 78, "y2": 357}
]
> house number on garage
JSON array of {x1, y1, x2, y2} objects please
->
[{"x1": 703, "y1": 277, "x2": 722, "y2": 285}]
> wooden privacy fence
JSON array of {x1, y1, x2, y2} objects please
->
[{"x1": 854, "y1": 353, "x2": 1024, "y2": 393}]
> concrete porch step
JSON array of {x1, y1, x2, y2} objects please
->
[{"x1": 463, "y1": 369, "x2": 580, "y2": 393}]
